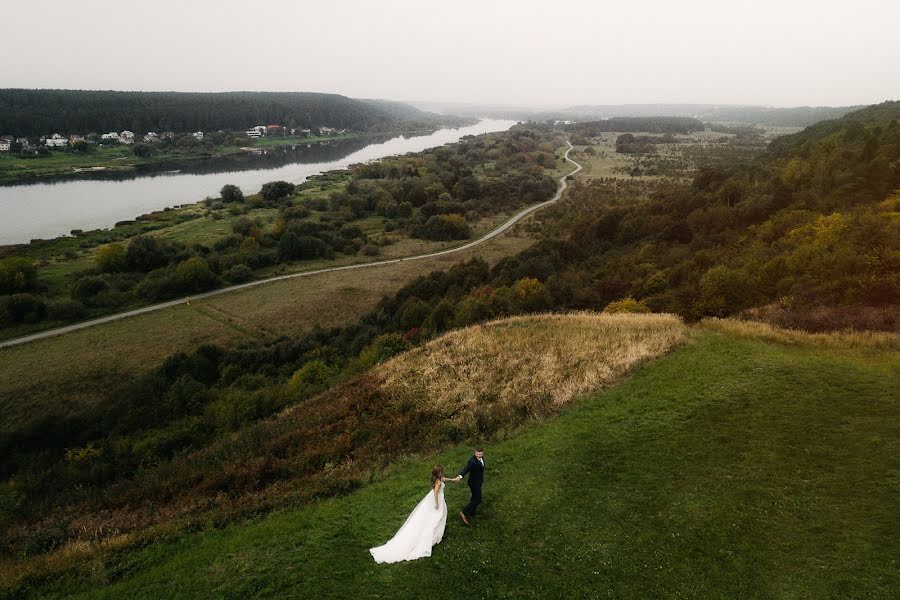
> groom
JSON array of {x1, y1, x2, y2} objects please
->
[{"x1": 454, "y1": 446, "x2": 485, "y2": 526}]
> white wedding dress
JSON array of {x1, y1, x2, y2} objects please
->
[{"x1": 370, "y1": 482, "x2": 447, "y2": 563}]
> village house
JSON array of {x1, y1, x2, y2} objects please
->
[
  {"x1": 245, "y1": 125, "x2": 266, "y2": 138},
  {"x1": 16, "y1": 137, "x2": 30, "y2": 147},
  {"x1": 44, "y1": 133, "x2": 68, "y2": 147},
  {"x1": 101, "y1": 132, "x2": 120, "y2": 141},
  {"x1": 192, "y1": 131, "x2": 204, "y2": 140},
  {"x1": 161, "y1": 131, "x2": 175, "y2": 139},
  {"x1": 143, "y1": 132, "x2": 160, "y2": 143},
  {"x1": 266, "y1": 124, "x2": 283, "y2": 136},
  {"x1": 0, "y1": 137, "x2": 11, "y2": 152},
  {"x1": 119, "y1": 131, "x2": 135, "y2": 144},
  {"x1": 68, "y1": 134, "x2": 85, "y2": 144},
  {"x1": 318, "y1": 126, "x2": 336, "y2": 135}
]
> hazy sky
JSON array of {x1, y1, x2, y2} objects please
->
[{"x1": 4, "y1": 0, "x2": 898, "y2": 107}]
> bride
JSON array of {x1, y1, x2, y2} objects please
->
[{"x1": 370, "y1": 465, "x2": 455, "y2": 563}]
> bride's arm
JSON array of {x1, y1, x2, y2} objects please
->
[{"x1": 433, "y1": 481, "x2": 441, "y2": 509}]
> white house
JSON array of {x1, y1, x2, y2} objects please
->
[
  {"x1": 192, "y1": 131, "x2": 204, "y2": 140},
  {"x1": 0, "y1": 139, "x2": 10, "y2": 152},
  {"x1": 143, "y1": 132, "x2": 160, "y2": 143},
  {"x1": 318, "y1": 126, "x2": 336, "y2": 135},
  {"x1": 45, "y1": 133, "x2": 68, "y2": 147},
  {"x1": 16, "y1": 137, "x2": 29, "y2": 146},
  {"x1": 101, "y1": 132, "x2": 120, "y2": 141},
  {"x1": 246, "y1": 125, "x2": 266, "y2": 138},
  {"x1": 119, "y1": 131, "x2": 135, "y2": 144}
]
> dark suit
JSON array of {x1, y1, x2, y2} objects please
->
[{"x1": 459, "y1": 455, "x2": 484, "y2": 517}]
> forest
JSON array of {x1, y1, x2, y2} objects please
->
[
  {"x1": 564, "y1": 116, "x2": 704, "y2": 135},
  {"x1": 0, "y1": 89, "x2": 458, "y2": 137}
]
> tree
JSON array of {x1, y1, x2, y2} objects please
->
[
  {"x1": 416, "y1": 214, "x2": 472, "y2": 241},
  {"x1": 220, "y1": 184, "x2": 244, "y2": 204}
]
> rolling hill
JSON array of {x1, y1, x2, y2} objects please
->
[{"x1": 5, "y1": 315, "x2": 896, "y2": 598}]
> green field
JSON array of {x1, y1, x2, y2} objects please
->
[{"x1": 13, "y1": 323, "x2": 897, "y2": 598}]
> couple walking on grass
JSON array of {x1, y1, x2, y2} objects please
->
[{"x1": 369, "y1": 447, "x2": 485, "y2": 564}]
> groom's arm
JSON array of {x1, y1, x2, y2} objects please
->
[{"x1": 458, "y1": 459, "x2": 471, "y2": 479}]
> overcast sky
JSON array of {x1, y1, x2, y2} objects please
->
[{"x1": 4, "y1": 0, "x2": 898, "y2": 108}]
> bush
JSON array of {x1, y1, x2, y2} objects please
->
[
  {"x1": 603, "y1": 297, "x2": 651, "y2": 314},
  {"x1": 356, "y1": 333, "x2": 410, "y2": 369},
  {"x1": 127, "y1": 235, "x2": 169, "y2": 272},
  {"x1": 415, "y1": 214, "x2": 472, "y2": 241},
  {"x1": 224, "y1": 264, "x2": 253, "y2": 283},
  {"x1": 361, "y1": 244, "x2": 380, "y2": 256},
  {"x1": 288, "y1": 360, "x2": 335, "y2": 395},
  {"x1": 0, "y1": 258, "x2": 38, "y2": 294},
  {"x1": 95, "y1": 242, "x2": 128, "y2": 272},
  {"x1": 176, "y1": 257, "x2": 218, "y2": 292},
  {"x1": 47, "y1": 299, "x2": 86, "y2": 321},
  {"x1": 261, "y1": 181, "x2": 296, "y2": 203},
  {"x1": 278, "y1": 232, "x2": 331, "y2": 261},
  {"x1": 1, "y1": 293, "x2": 47, "y2": 323},
  {"x1": 220, "y1": 184, "x2": 244, "y2": 203}
]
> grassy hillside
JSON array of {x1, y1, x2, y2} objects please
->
[
  {"x1": 8, "y1": 319, "x2": 897, "y2": 598},
  {"x1": 0, "y1": 314, "x2": 685, "y2": 574}
]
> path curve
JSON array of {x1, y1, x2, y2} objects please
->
[{"x1": 1, "y1": 142, "x2": 582, "y2": 349}]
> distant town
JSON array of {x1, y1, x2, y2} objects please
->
[{"x1": 0, "y1": 124, "x2": 348, "y2": 154}]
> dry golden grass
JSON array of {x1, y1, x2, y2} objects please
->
[
  {"x1": 376, "y1": 312, "x2": 687, "y2": 431},
  {"x1": 700, "y1": 318, "x2": 900, "y2": 351}
]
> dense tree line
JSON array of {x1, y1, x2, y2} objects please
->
[
  {"x1": 0, "y1": 89, "x2": 448, "y2": 136},
  {"x1": 564, "y1": 117, "x2": 705, "y2": 135}
]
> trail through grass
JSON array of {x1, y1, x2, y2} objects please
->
[{"x1": 18, "y1": 326, "x2": 897, "y2": 598}]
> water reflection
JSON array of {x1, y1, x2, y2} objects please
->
[{"x1": 0, "y1": 119, "x2": 515, "y2": 245}]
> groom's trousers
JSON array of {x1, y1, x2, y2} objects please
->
[{"x1": 463, "y1": 484, "x2": 482, "y2": 517}]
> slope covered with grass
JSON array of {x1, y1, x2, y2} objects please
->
[{"x1": 12, "y1": 321, "x2": 898, "y2": 598}]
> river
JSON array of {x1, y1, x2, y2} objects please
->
[{"x1": 0, "y1": 119, "x2": 516, "y2": 246}]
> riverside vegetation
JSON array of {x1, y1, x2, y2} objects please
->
[
  {"x1": 0, "y1": 127, "x2": 561, "y2": 340},
  {"x1": 1, "y1": 102, "x2": 898, "y2": 597}
]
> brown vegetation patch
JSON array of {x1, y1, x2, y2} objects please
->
[{"x1": 701, "y1": 317, "x2": 900, "y2": 351}]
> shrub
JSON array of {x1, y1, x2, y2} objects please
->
[
  {"x1": 95, "y1": 242, "x2": 128, "y2": 272},
  {"x1": 224, "y1": 264, "x2": 253, "y2": 283},
  {"x1": 220, "y1": 184, "x2": 245, "y2": 203},
  {"x1": 261, "y1": 181, "x2": 296, "y2": 203},
  {"x1": 1, "y1": 293, "x2": 47, "y2": 323},
  {"x1": 288, "y1": 360, "x2": 335, "y2": 395},
  {"x1": 512, "y1": 277, "x2": 551, "y2": 312},
  {"x1": 126, "y1": 235, "x2": 168, "y2": 272},
  {"x1": 279, "y1": 232, "x2": 330, "y2": 261},
  {"x1": 356, "y1": 333, "x2": 410, "y2": 369},
  {"x1": 47, "y1": 299, "x2": 86, "y2": 321},
  {"x1": 176, "y1": 257, "x2": 218, "y2": 292},
  {"x1": 0, "y1": 258, "x2": 38, "y2": 294},
  {"x1": 416, "y1": 214, "x2": 472, "y2": 241},
  {"x1": 603, "y1": 297, "x2": 652, "y2": 314},
  {"x1": 361, "y1": 244, "x2": 380, "y2": 256},
  {"x1": 397, "y1": 297, "x2": 431, "y2": 330}
]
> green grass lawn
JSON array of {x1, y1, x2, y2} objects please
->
[{"x1": 18, "y1": 327, "x2": 898, "y2": 598}]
